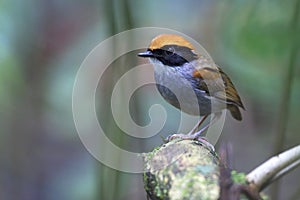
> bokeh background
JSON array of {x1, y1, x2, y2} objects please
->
[{"x1": 1, "y1": 0, "x2": 300, "y2": 200}]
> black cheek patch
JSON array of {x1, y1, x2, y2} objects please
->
[
  {"x1": 157, "y1": 54, "x2": 188, "y2": 66},
  {"x1": 152, "y1": 45, "x2": 198, "y2": 67}
]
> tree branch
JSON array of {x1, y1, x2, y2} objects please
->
[
  {"x1": 246, "y1": 145, "x2": 300, "y2": 191},
  {"x1": 143, "y1": 139, "x2": 220, "y2": 200}
]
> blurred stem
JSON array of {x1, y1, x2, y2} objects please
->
[
  {"x1": 123, "y1": 0, "x2": 133, "y2": 29},
  {"x1": 271, "y1": 0, "x2": 300, "y2": 199},
  {"x1": 97, "y1": 0, "x2": 134, "y2": 200},
  {"x1": 98, "y1": 1, "x2": 117, "y2": 200}
]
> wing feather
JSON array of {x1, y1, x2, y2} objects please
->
[{"x1": 192, "y1": 65, "x2": 244, "y2": 109}]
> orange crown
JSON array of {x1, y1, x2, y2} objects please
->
[{"x1": 148, "y1": 34, "x2": 195, "y2": 50}]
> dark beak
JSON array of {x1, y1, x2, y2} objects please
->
[{"x1": 138, "y1": 50, "x2": 154, "y2": 58}]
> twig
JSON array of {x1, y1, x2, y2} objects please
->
[
  {"x1": 264, "y1": 158, "x2": 300, "y2": 189},
  {"x1": 219, "y1": 144, "x2": 262, "y2": 200},
  {"x1": 246, "y1": 145, "x2": 300, "y2": 191}
]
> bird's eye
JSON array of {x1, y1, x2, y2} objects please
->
[{"x1": 164, "y1": 47, "x2": 175, "y2": 56}]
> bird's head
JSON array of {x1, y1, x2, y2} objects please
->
[{"x1": 138, "y1": 34, "x2": 199, "y2": 67}]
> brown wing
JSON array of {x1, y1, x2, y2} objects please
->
[{"x1": 192, "y1": 66, "x2": 244, "y2": 110}]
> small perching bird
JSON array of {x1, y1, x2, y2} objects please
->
[{"x1": 138, "y1": 34, "x2": 244, "y2": 143}]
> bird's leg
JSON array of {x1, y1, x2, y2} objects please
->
[
  {"x1": 188, "y1": 114, "x2": 221, "y2": 151},
  {"x1": 187, "y1": 115, "x2": 209, "y2": 135},
  {"x1": 190, "y1": 113, "x2": 220, "y2": 139},
  {"x1": 166, "y1": 113, "x2": 221, "y2": 152},
  {"x1": 166, "y1": 114, "x2": 215, "y2": 141}
]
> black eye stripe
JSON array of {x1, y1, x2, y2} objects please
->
[{"x1": 150, "y1": 45, "x2": 198, "y2": 66}]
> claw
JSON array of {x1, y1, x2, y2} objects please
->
[
  {"x1": 166, "y1": 133, "x2": 188, "y2": 141},
  {"x1": 159, "y1": 134, "x2": 169, "y2": 143},
  {"x1": 195, "y1": 137, "x2": 215, "y2": 152}
]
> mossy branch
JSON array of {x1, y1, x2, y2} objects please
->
[
  {"x1": 143, "y1": 140, "x2": 300, "y2": 200},
  {"x1": 142, "y1": 140, "x2": 262, "y2": 200},
  {"x1": 143, "y1": 139, "x2": 220, "y2": 200}
]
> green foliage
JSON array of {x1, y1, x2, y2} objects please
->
[
  {"x1": 231, "y1": 170, "x2": 247, "y2": 184},
  {"x1": 217, "y1": 1, "x2": 299, "y2": 104}
]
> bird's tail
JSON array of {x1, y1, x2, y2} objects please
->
[{"x1": 228, "y1": 105, "x2": 242, "y2": 121}]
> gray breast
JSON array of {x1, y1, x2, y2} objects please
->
[{"x1": 153, "y1": 63, "x2": 214, "y2": 116}]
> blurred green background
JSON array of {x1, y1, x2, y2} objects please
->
[{"x1": 1, "y1": 0, "x2": 299, "y2": 200}]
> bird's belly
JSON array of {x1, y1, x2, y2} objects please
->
[{"x1": 154, "y1": 68, "x2": 225, "y2": 116}]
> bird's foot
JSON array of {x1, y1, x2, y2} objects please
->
[
  {"x1": 165, "y1": 133, "x2": 215, "y2": 152},
  {"x1": 166, "y1": 133, "x2": 193, "y2": 141}
]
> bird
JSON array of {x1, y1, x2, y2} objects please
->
[{"x1": 138, "y1": 34, "x2": 244, "y2": 144}]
